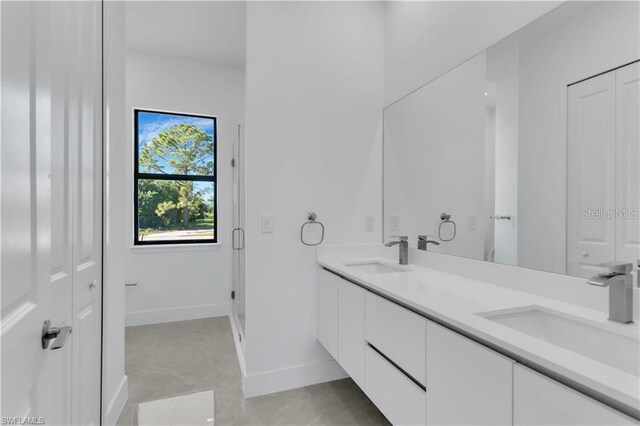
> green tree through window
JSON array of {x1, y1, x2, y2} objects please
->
[{"x1": 134, "y1": 110, "x2": 216, "y2": 244}]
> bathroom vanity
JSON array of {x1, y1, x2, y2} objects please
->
[{"x1": 316, "y1": 252, "x2": 639, "y2": 425}]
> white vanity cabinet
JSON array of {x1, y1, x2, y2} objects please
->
[
  {"x1": 316, "y1": 267, "x2": 638, "y2": 426},
  {"x1": 514, "y1": 365, "x2": 638, "y2": 426},
  {"x1": 426, "y1": 321, "x2": 514, "y2": 425},
  {"x1": 316, "y1": 268, "x2": 338, "y2": 358},
  {"x1": 338, "y1": 278, "x2": 366, "y2": 388}
]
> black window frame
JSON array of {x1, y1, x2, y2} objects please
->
[{"x1": 133, "y1": 108, "x2": 218, "y2": 246}]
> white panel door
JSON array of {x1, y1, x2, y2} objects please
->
[
  {"x1": 567, "y1": 71, "x2": 616, "y2": 278},
  {"x1": 70, "y1": 2, "x2": 103, "y2": 425},
  {"x1": 615, "y1": 62, "x2": 640, "y2": 267},
  {"x1": 1, "y1": 2, "x2": 71, "y2": 423}
]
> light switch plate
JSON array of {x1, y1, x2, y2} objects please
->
[
  {"x1": 261, "y1": 214, "x2": 274, "y2": 233},
  {"x1": 365, "y1": 215, "x2": 375, "y2": 232},
  {"x1": 390, "y1": 215, "x2": 400, "y2": 232},
  {"x1": 468, "y1": 215, "x2": 477, "y2": 231}
]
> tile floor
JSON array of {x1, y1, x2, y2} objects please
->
[{"x1": 117, "y1": 317, "x2": 389, "y2": 425}]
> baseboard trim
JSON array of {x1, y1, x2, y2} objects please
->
[
  {"x1": 242, "y1": 360, "x2": 347, "y2": 398},
  {"x1": 104, "y1": 375, "x2": 128, "y2": 426},
  {"x1": 125, "y1": 303, "x2": 230, "y2": 326},
  {"x1": 228, "y1": 315, "x2": 247, "y2": 376}
]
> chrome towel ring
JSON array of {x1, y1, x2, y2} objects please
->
[
  {"x1": 301, "y1": 212, "x2": 325, "y2": 246},
  {"x1": 438, "y1": 213, "x2": 456, "y2": 242}
]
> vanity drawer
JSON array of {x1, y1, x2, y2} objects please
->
[
  {"x1": 365, "y1": 292, "x2": 426, "y2": 384},
  {"x1": 365, "y1": 345, "x2": 426, "y2": 426},
  {"x1": 514, "y1": 365, "x2": 637, "y2": 425}
]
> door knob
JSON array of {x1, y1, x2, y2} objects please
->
[
  {"x1": 41, "y1": 320, "x2": 72, "y2": 350},
  {"x1": 89, "y1": 281, "x2": 96, "y2": 289}
]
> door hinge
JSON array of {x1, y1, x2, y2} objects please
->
[
  {"x1": 231, "y1": 290, "x2": 236, "y2": 300},
  {"x1": 239, "y1": 333, "x2": 242, "y2": 342},
  {"x1": 231, "y1": 158, "x2": 236, "y2": 167}
]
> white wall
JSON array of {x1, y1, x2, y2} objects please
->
[
  {"x1": 123, "y1": 51, "x2": 245, "y2": 325},
  {"x1": 244, "y1": 1, "x2": 384, "y2": 396},
  {"x1": 517, "y1": 1, "x2": 640, "y2": 274},
  {"x1": 383, "y1": 1, "x2": 561, "y2": 106},
  {"x1": 103, "y1": 2, "x2": 128, "y2": 424}
]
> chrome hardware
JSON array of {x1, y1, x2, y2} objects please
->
[
  {"x1": 385, "y1": 236, "x2": 409, "y2": 265},
  {"x1": 232, "y1": 228, "x2": 245, "y2": 250},
  {"x1": 301, "y1": 212, "x2": 324, "y2": 246},
  {"x1": 438, "y1": 213, "x2": 456, "y2": 242},
  {"x1": 587, "y1": 262, "x2": 634, "y2": 324},
  {"x1": 42, "y1": 320, "x2": 72, "y2": 350},
  {"x1": 89, "y1": 281, "x2": 96, "y2": 289},
  {"x1": 418, "y1": 235, "x2": 440, "y2": 251},
  {"x1": 490, "y1": 215, "x2": 512, "y2": 221}
]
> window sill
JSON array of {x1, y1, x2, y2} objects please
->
[{"x1": 129, "y1": 243, "x2": 222, "y2": 254}]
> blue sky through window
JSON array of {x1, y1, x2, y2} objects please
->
[{"x1": 137, "y1": 110, "x2": 215, "y2": 175}]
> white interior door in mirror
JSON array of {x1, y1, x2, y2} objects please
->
[
  {"x1": 615, "y1": 62, "x2": 640, "y2": 268},
  {"x1": 567, "y1": 62, "x2": 640, "y2": 279},
  {"x1": 567, "y1": 71, "x2": 617, "y2": 278}
]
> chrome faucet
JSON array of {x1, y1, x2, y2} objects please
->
[
  {"x1": 418, "y1": 235, "x2": 440, "y2": 251},
  {"x1": 385, "y1": 236, "x2": 409, "y2": 265},
  {"x1": 587, "y1": 262, "x2": 634, "y2": 324}
]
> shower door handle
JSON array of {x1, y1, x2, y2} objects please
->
[
  {"x1": 232, "y1": 228, "x2": 245, "y2": 250},
  {"x1": 232, "y1": 228, "x2": 239, "y2": 250}
]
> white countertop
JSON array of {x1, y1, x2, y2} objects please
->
[{"x1": 318, "y1": 254, "x2": 640, "y2": 418}]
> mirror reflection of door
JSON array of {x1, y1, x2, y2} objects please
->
[{"x1": 567, "y1": 62, "x2": 639, "y2": 278}]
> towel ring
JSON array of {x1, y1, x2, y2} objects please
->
[
  {"x1": 301, "y1": 212, "x2": 325, "y2": 246},
  {"x1": 438, "y1": 213, "x2": 456, "y2": 242}
]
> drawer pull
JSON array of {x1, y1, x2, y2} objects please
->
[{"x1": 368, "y1": 343, "x2": 426, "y2": 391}]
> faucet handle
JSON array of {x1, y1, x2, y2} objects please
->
[
  {"x1": 599, "y1": 262, "x2": 633, "y2": 275},
  {"x1": 389, "y1": 235, "x2": 408, "y2": 241}
]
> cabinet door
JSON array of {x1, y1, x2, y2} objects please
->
[
  {"x1": 426, "y1": 321, "x2": 514, "y2": 425},
  {"x1": 365, "y1": 292, "x2": 426, "y2": 385},
  {"x1": 338, "y1": 278, "x2": 365, "y2": 388},
  {"x1": 365, "y1": 346, "x2": 426, "y2": 426},
  {"x1": 316, "y1": 268, "x2": 338, "y2": 358},
  {"x1": 514, "y1": 365, "x2": 637, "y2": 425}
]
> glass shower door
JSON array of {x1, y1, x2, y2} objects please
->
[{"x1": 232, "y1": 124, "x2": 246, "y2": 349}]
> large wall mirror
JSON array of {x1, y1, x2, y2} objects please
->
[{"x1": 383, "y1": 1, "x2": 639, "y2": 279}]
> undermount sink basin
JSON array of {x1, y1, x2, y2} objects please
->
[
  {"x1": 479, "y1": 306, "x2": 639, "y2": 376},
  {"x1": 344, "y1": 261, "x2": 408, "y2": 274}
]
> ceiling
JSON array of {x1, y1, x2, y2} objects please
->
[{"x1": 125, "y1": 1, "x2": 246, "y2": 68}]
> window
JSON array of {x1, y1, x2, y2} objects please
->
[{"x1": 134, "y1": 109, "x2": 217, "y2": 245}]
